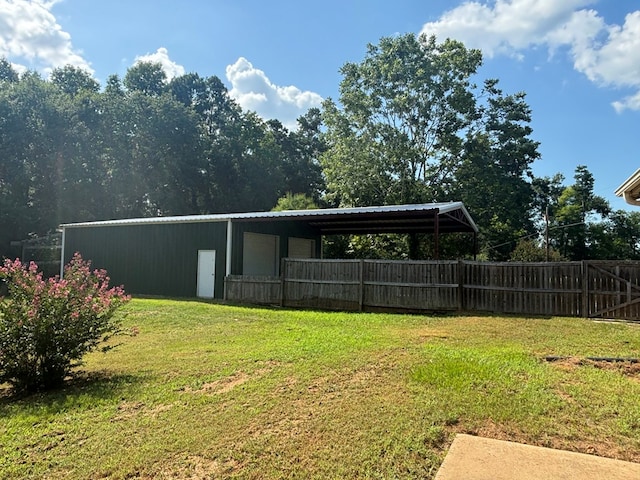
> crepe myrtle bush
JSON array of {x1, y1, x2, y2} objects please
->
[{"x1": 0, "y1": 253, "x2": 130, "y2": 393}]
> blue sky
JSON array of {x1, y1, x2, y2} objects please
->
[{"x1": 1, "y1": 0, "x2": 639, "y2": 211}]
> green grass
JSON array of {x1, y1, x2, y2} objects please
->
[{"x1": 1, "y1": 299, "x2": 640, "y2": 479}]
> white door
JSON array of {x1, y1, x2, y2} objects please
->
[{"x1": 197, "y1": 250, "x2": 216, "y2": 298}]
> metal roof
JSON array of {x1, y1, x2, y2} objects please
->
[{"x1": 60, "y1": 202, "x2": 478, "y2": 234}]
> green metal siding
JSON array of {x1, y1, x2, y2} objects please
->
[{"x1": 64, "y1": 222, "x2": 228, "y2": 298}]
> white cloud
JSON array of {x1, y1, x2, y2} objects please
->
[
  {"x1": 576, "y1": 12, "x2": 640, "y2": 87},
  {"x1": 420, "y1": 0, "x2": 640, "y2": 112},
  {"x1": 225, "y1": 57, "x2": 323, "y2": 130},
  {"x1": 132, "y1": 47, "x2": 185, "y2": 81},
  {"x1": 0, "y1": 0, "x2": 92, "y2": 75},
  {"x1": 420, "y1": 0, "x2": 594, "y2": 58},
  {"x1": 613, "y1": 90, "x2": 640, "y2": 114}
]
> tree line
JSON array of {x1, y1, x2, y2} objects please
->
[{"x1": 1, "y1": 33, "x2": 639, "y2": 262}]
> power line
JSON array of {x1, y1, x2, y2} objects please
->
[{"x1": 487, "y1": 221, "x2": 585, "y2": 251}]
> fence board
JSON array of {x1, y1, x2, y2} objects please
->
[
  {"x1": 225, "y1": 275, "x2": 281, "y2": 305},
  {"x1": 461, "y1": 262, "x2": 583, "y2": 317},
  {"x1": 283, "y1": 258, "x2": 361, "y2": 311},
  {"x1": 585, "y1": 261, "x2": 640, "y2": 321}
]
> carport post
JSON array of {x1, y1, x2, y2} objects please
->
[
  {"x1": 434, "y1": 209, "x2": 439, "y2": 260},
  {"x1": 224, "y1": 220, "x2": 233, "y2": 300},
  {"x1": 474, "y1": 232, "x2": 477, "y2": 260},
  {"x1": 59, "y1": 227, "x2": 66, "y2": 279}
]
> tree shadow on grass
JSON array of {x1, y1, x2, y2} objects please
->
[{"x1": 0, "y1": 370, "x2": 145, "y2": 414}]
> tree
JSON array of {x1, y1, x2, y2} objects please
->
[
  {"x1": 510, "y1": 239, "x2": 564, "y2": 262},
  {"x1": 50, "y1": 66, "x2": 99, "y2": 96},
  {"x1": 103, "y1": 90, "x2": 205, "y2": 217},
  {"x1": 550, "y1": 165, "x2": 610, "y2": 260},
  {"x1": 456, "y1": 82, "x2": 540, "y2": 260},
  {"x1": 175, "y1": 75, "x2": 289, "y2": 213},
  {"x1": 0, "y1": 71, "x2": 69, "y2": 255},
  {"x1": 611, "y1": 210, "x2": 640, "y2": 259},
  {"x1": 265, "y1": 111, "x2": 326, "y2": 201},
  {"x1": 272, "y1": 192, "x2": 319, "y2": 211},
  {"x1": 104, "y1": 74, "x2": 125, "y2": 96},
  {"x1": 0, "y1": 57, "x2": 19, "y2": 83},
  {"x1": 588, "y1": 210, "x2": 640, "y2": 260},
  {"x1": 322, "y1": 34, "x2": 482, "y2": 207},
  {"x1": 124, "y1": 62, "x2": 167, "y2": 96},
  {"x1": 321, "y1": 34, "x2": 541, "y2": 259}
]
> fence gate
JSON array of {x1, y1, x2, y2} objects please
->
[{"x1": 585, "y1": 261, "x2": 640, "y2": 321}]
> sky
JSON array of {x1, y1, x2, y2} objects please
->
[{"x1": 1, "y1": 0, "x2": 639, "y2": 212}]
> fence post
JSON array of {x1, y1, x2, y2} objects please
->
[
  {"x1": 280, "y1": 258, "x2": 287, "y2": 307},
  {"x1": 359, "y1": 259, "x2": 365, "y2": 312},
  {"x1": 458, "y1": 260, "x2": 464, "y2": 311},
  {"x1": 581, "y1": 260, "x2": 589, "y2": 318}
]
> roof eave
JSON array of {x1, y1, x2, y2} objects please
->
[
  {"x1": 622, "y1": 191, "x2": 640, "y2": 206},
  {"x1": 615, "y1": 169, "x2": 640, "y2": 205}
]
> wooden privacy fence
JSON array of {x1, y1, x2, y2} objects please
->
[{"x1": 224, "y1": 259, "x2": 640, "y2": 321}]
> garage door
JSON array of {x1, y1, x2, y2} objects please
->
[
  {"x1": 243, "y1": 232, "x2": 279, "y2": 276},
  {"x1": 288, "y1": 237, "x2": 315, "y2": 258}
]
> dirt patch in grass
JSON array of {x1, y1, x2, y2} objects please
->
[
  {"x1": 147, "y1": 454, "x2": 243, "y2": 480},
  {"x1": 192, "y1": 372, "x2": 252, "y2": 395},
  {"x1": 182, "y1": 365, "x2": 275, "y2": 395},
  {"x1": 112, "y1": 401, "x2": 175, "y2": 422},
  {"x1": 546, "y1": 356, "x2": 640, "y2": 379},
  {"x1": 586, "y1": 359, "x2": 640, "y2": 378}
]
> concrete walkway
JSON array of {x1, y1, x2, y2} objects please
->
[{"x1": 435, "y1": 434, "x2": 640, "y2": 480}]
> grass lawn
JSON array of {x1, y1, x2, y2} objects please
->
[{"x1": 1, "y1": 298, "x2": 639, "y2": 479}]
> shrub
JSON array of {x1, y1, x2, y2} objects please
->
[{"x1": 0, "y1": 253, "x2": 130, "y2": 393}]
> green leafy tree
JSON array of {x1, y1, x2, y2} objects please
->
[
  {"x1": 104, "y1": 74, "x2": 125, "y2": 96},
  {"x1": 456, "y1": 82, "x2": 540, "y2": 259},
  {"x1": 180, "y1": 76, "x2": 287, "y2": 213},
  {"x1": 0, "y1": 57, "x2": 19, "y2": 83},
  {"x1": 321, "y1": 34, "x2": 540, "y2": 259},
  {"x1": 124, "y1": 62, "x2": 167, "y2": 96},
  {"x1": 588, "y1": 210, "x2": 640, "y2": 260},
  {"x1": 107, "y1": 91, "x2": 205, "y2": 216},
  {"x1": 0, "y1": 72, "x2": 68, "y2": 253},
  {"x1": 272, "y1": 192, "x2": 319, "y2": 211},
  {"x1": 550, "y1": 166, "x2": 610, "y2": 260},
  {"x1": 50, "y1": 66, "x2": 99, "y2": 96},
  {"x1": 510, "y1": 239, "x2": 564, "y2": 262},
  {"x1": 322, "y1": 34, "x2": 481, "y2": 207},
  {"x1": 266, "y1": 111, "x2": 326, "y2": 201},
  {"x1": 611, "y1": 210, "x2": 640, "y2": 259}
]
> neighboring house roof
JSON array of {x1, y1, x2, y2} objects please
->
[
  {"x1": 615, "y1": 169, "x2": 640, "y2": 206},
  {"x1": 59, "y1": 202, "x2": 479, "y2": 235}
]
